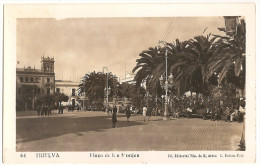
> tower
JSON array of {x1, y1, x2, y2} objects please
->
[{"x1": 41, "y1": 56, "x2": 55, "y2": 73}]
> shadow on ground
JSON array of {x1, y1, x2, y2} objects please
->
[{"x1": 16, "y1": 114, "x2": 144, "y2": 144}]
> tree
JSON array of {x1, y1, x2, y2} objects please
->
[
  {"x1": 169, "y1": 34, "x2": 218, "y2": 95},
  {"x1": 35, "y1": 94, "x2": 55, "y2": 108},
  {"x1": 53, "y1": 92, "x2": 69, "y2": 107},
  {"x1": 129, "y1": 86, "x2": 146, "y2": 110},
  {"x1": 79, "y1": 71, "x2": 120, "y2": 110},
  {"x1": 206, "y1": 21, "x2": 246, "y2": 92},
  {"x1": 132, "y1": 47, "x2": 164, "y2": 89}
]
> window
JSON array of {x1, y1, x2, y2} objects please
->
[
  {"x1": 47, "y1": 88, "x2": 50, "y2": 95},
  {"x1": 31, "y1": 77, "x2": 33, "y2": 82},
  {"x1": 72, "y1": 88, "x2": 75, "y2": 96},
  {"x1": 20, "y1": 77, "x2": 23, "y2": 82},
  {"x1": 47, "y1": 78, "x2": 50, "y2": 82},
  {"x1": 25, "y1": 77, "x2": 28, "y2": 82},
  {"x1": 56, "y1": 88, "x2": 60, "y2": 93}
]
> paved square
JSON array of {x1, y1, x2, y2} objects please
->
[{"x1": 16, "y1": 110, "x2": 243, "y2": 151}]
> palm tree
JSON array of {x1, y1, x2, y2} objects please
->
[
  {"x1": 79, "y1": 71, "x2": 106, "y2": 109},
  {"x1": 169, "y1": 34, "x2": 218, "y2": 95},
  {"x1": 206, "y1": 22, "x2": 245, "y2": 93},
  {"x1": 132, "y1": 47, "x2": 164, "y2": 89},
  {"x1": 79, "y1": 71, "x2": 121, "y2": 110}
]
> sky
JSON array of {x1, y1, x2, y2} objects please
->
[{"x1": 16, "y1": 17, "x2": 226, "y2": 82}]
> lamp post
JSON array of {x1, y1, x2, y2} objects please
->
[
  {"x1": 103, "y1": 67, "x2": 111, "y2": 114},
  {"x1": 157, "y1": 40, "x2": 174, "y2": 120}
]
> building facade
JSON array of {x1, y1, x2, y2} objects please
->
[
  {"x1": 16, "y1": 57, "x2": 55, "y2": 111},
  {"x1": 120, "y1": 72, "x2": 136, "y2": 84},
  {"x1": 55, "y1": 80, "x2": 80, "y2": 107}
]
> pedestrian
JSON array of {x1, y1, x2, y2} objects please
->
[
  {"x1": 213, "y1": 107, "x2": 220, "y2": 121},
  {"x1": 112, "y1": 105, "x2": 117, "y2": 128},
  {"x1": 158, "y1": 108, "x2": 161, "y2": 116},
  {"x1": 46, "y1": 106, "x2": 50, "y2": 116},
  {"x1": 77, "y1": 104, "x2": 80, "y2": 112},
  {"x1": 37, "y1": 105, "x2": 41, "y2": 117},
  {"x1": 143, "y1": 106, "x2": 147, "y2": 122},
  {"x1": 147, "y1": 108, "x2": 151, "y2": 122},
  {"x1": 41, "y1": 105, "x2": 44, "y2": 116},
  {"x1": 210, "y1": 108, "x2": 215, "y2": 121},
  {"x1": 186, "y1": 107, "x2": 192, "y2": 118},
  {"x1": 58, "y1": 105, "x2": 61, "y2": 114},
  {"x1": 44, "y1": 105, "x2": 48, "y2": 116},
  {"x1": 48, "y1": 106, "x2": 52, "y2": 116},
  {"x1": 238, "y1": 103, "x2": 245, "y2": 123},
  {"x1": 61, "y1": 104, "x2": 64, "y2": 114},
  {"x1": 173, "y1": 108, "x2": 179, "y2": 118},
  {"x1": 224, "y1": 106, "x2": 231, "y2": 122},
  {"x1": 230, "y1": 110, "x2": 236, "y2": 122},
  {"x1": 112, "y1": 112, "x2": 117, "y2": 128},
  {"x1": 112, "y1": 105, "x2": 117, "y2": 114},
  {"x1": 126, "y1": 106, "x2": 131, "y2": 122},
  {"x1": 155, "y1": 107, "x2": 158, "y2": 116}
]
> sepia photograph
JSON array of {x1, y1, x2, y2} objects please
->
[
  {"x1": 3, "y1": 3, "x2": 257, "y2": 164},
  {"x1": 15, "y1": 16, "x2": 246, "y2": 152}
]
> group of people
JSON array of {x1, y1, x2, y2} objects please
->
[
  {"x1": 199, "y1": 104, "x2": 245, "y2": 122},
  {"x1": 58, "y1": 105, "x2": 64, "y2": 114},
  {"x1": 111, "y1": 105, "x2": 153, "y2": 128},
  {"x1": 37, "y1": 105, "x2": 52, "y2": 117},
  {"x1": 110, "y1": 105, "x2": 132, "y2": 128}
]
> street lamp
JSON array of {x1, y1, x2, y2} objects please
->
[
  {"x1": 157, "y1": 40, "x2": 174, "y2": 120},
  {"x1": 103, "y1": 67, "x2": 111, "y2": 114}
]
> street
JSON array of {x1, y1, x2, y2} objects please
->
[{"x1": 16, "y1": 110, "x2": 243, "y2": 151}]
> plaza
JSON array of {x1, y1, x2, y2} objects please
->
[{"x1": 16, "y1": 110, "x2": 243, "y2": 151}]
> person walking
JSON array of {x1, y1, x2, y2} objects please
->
[
  {"x1": 112, "y1": 105, "x2": 118, "y2": 128},
  {"x1": 146, "y1": 108, "x2": 151, "y2": 122},
  {"x1": 61, "y1": 104, "x2": 64, "y2": 114},
  {"x1": 143, "y1": 106, "x2": 147, "y2": 122},
  {"x1": 37, "y1": 105, "x2": 41, "y2": 117},
  {"x1": 126, "y1": 106, "x2": 131, "y2": 122},
  {"x1": 44, "y1": 105, "x2": 48, "y2": 116},
  {"x1": 112, "y1": 105, "x2": 117, "y2": 114},
  {"x1": 48, "y1": 106, "x2": 52, "y2": 116},
  {"x1": 238, "y1": 103, "x2": 245, "y2": 123},
  {"x1": 46, "y1": 106, "x2": 50, "y2": 116},
  {"x1": 58, "y1": 105, "x2": 61, "y2": 114},
  {"x1": 77, "y1": 104, "x2": 80, "y2": 112},
  {"x1": 41, "y1": 105, "x2": 44, "y2": 116}
]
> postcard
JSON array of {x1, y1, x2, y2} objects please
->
[{"x1": 2, "y1": 3, "x2": 256, "y2": 164}]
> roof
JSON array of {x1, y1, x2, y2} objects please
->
[
  {"x1": 55, "y1": 80, "x2": 80, "y2": 87},
  {"x1": 16, "y1": 67, "x2": 42, "y2": 73}
]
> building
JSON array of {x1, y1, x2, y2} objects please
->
[
  {"x1": 16, "y1": 56, "x2": 55, "y2": 111},
  {"x1": 120, "y1": 72, "x2": 136, "y2": 84},
  {"x1": 55, "y1": 80, "x2": 80, "y2": 107}
]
